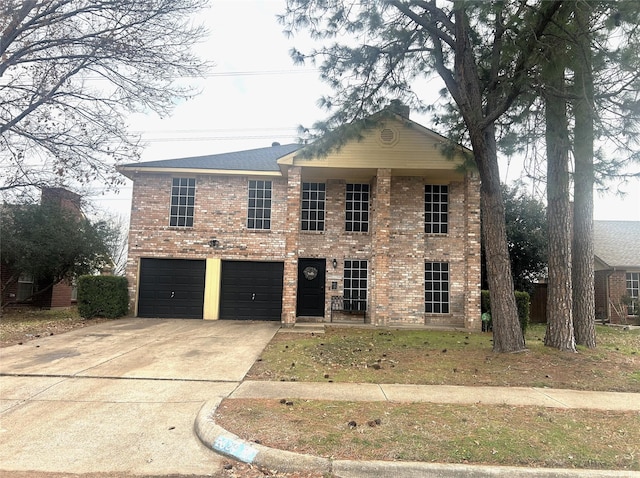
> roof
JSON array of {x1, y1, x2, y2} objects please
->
[
  {"x1": 119, "y1": 143, "x2": 303, "y2": 175},
  {"x1": 118, "y1": 109, "x2": 471, "y2": 179},
  {"x1": 593, "y1": 220, "x2": 640, "y2": 269}
]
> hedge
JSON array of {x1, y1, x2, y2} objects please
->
[
  {"x1": 77, "y1": 275, "x2": 129, "y2": 319},
  {"x1": 481, "y1": 290, "x2": 530, "y2": 334}
]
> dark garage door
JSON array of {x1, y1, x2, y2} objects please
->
[
  {"x1": 138, "y1": 258, "x2": 206, "y2": 318},
  {"x1": 220, "y1": 261, "x2": 284, "y2": 321}
]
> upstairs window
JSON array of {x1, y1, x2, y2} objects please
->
[
  {"x1": 301, "y1": 182, "x2": 325, "y2": 231},
  {"x1": 425, "y1": 262, "x2": 449, "y2": 314},
  {"x1": 425, "y1": 185, "x2": 448, "y2": 234},
  {"x1": 247, "y1": 180, "x2": 272, "y2": 230},
  {"x1": 345, "y1": 183, "x2": 369, "y2": 232},
  {"x1": 170, "y1": 178, "x2": 195, "y2": 227}
]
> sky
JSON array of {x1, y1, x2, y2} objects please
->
[{"x1": 91, "y1": 0, "x2": 640, "y2": 223}]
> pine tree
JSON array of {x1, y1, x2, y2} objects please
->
[{"x1": 282, "y1": 0, "x2": 564, "y2": 352}]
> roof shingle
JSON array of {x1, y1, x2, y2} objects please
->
[
  {"x1": 594, "y1": 220, "x2": 640, "y2": 268},
  {"x1": 121, "y1": 143, "x2": 303, "y2": 171}
]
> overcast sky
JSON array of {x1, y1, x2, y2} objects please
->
[{"x1": 90, "y1": 0, "x2": 640, "y2": 222}]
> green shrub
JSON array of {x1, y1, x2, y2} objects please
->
[
  {"x1": 77, "y1": 275, "x2": 129, "y2": 319},
  {"x1": 480, "y1": 290, "x2": 530, "y2": 334}
]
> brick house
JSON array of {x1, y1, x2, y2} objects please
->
[
  {"x1": 1, "y1": 188, "x2": 80, "y2": 308},
  {"x1": 594, "y1": 220, "x2": 640, "y2": 324},
  {"x1": 119, "y1": 110, "x2": 482, "y2": 329}
]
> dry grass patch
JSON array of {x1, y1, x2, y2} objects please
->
[
  {"x1": 247, "y1": 325, "x2": 640, "y2": 392},
  {"x1": 216, "y1": 398, "x2": 640, "y2": 471},
  {"x1": 0, "y1": 307, "x2": 114, "y2": 347}
]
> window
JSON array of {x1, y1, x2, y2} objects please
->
[
  {"x1": 301, "y1": 182, "x2": 326, "y2": 231},
  {"x1": 425, "y1": 262, "x2": 449, "y2": 314},
  {"x1": 344, "y1": 260, "x2": 367, "y2": 312},
  {"x1": 170, "y1": 178, "x2": 195, "y2": 227},
  {"x1": 346, "y1": 183, "x2": 369, "y2": 232},
  {"x1": 17, "y1": 273, "x2": 34, "y2": 302},
  {"x1": 627, "y1": 272, "x2": 639, "y2": 316},
  {"x1": 247, "y1": 180, "x2": 272, "y2": 229},
  {"x1": 425, "y1": 185, "x2": 448, "y2": 234}
]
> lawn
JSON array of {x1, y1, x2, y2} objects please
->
[
  {"x1": 216, "y1": 399, "x2": 640, "y2": 470},
  {"x1": 0, "y1": 307, "x2": 114, "y2": 347},
  {"x1": 217, "y1": 324, "x2": 640, "y2": 471},
  {"x1": 246, "y1": 324, "x2": 640, "y2": 392}
]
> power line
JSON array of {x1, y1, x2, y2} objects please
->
[
  {"x1": 82, "y1": 69, "x2": 319, "y2": 81},
  {"x1": 140, "y1": 135, "x2": 299, "y2": 143},
  {"x1": 131, "y1": 127, "x2": 299, "y2": 134}
]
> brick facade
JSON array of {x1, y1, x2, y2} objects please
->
[
  {"x1": 122, "y1": 114, "x2": 482, "y2": 329},
  {"x1": 125, "y1": 166, "x2": 481, "y2": 329}
]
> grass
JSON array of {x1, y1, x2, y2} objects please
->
[
  {"x1": 247, "y1": 324, "x2": 640, "y2": 392},
  {"x1": 216, "y1": 399, "x2": 640, "y2": 470},
  {"x1": 223, "y1": 324, "x2": 640, "y2": 471},
  {"x1": 0, "y1": 307, "x2": 113, "y2": 347}
]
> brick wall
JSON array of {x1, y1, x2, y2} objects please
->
[
  {"x1": 608, "y1": 270, "x2": 631, "y2": 323},
  {"x1": 126, "y1": 167, "x2": 481, "y2": 328},
  {"x1": 594, "y1": 270, "x2": 637, "y2": 324},
  {"x1": 50, "y1": 281, "x2": 75, "y2": 308},
  {"x1": 126, "y1": 173, "x2": 289, "y2": 308}
]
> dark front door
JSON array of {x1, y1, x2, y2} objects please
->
[
  {"x1": 137, "y1": 258, "x2": 206, "y2": 318},
  {"x1": 296, "y1": 258, "x2": 326, "y2": 317},
  {"x1": 220, "y1": 261, "x2": 284, "y2": 321}
]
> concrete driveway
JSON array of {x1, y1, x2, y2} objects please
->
[{"x1": 0, "y1": 318, "x2": 280, "y2": 476}]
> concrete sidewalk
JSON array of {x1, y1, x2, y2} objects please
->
[
  {"x1": 231, "y1": 380, "x2": 640, "y2": 411},
  {"x1": 196, "y1": 381, "x2": 640, "y2": 477}
]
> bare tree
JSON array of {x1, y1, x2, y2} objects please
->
[{"x1": 0, "y1": 0, "x2": 209, "y2": 195}]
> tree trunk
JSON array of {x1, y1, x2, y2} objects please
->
[
  {"x1": 572, "y1": 0, "x2": 596, "y2": 348},
  {"x1": 544, "y1": 52, "x2": 576, "y2": 352},
  {"x1": 472, "y1": 125, "x2": 526, "y2": 353},
  {"x1": 449, "y1": 7, "x2": 524, "y2": 353}
]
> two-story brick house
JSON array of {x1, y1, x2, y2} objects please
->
[{"x1": 119, "y1": 110, "x2": 481, "y2": 329}]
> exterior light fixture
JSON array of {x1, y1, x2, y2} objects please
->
[
  {"x1": 332, "y1": 258, "x2": 338, "y2": 269},
  {"x1": 208, "y1": 238, "x2": 219, "y2": 248}
]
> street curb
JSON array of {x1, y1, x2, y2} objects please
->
[
  {"x1": 195, "y1": 399, "x2": 332, "y2": 474},
  {"x1": 195, "y1": 399, "x2": 640, "y2": 478},
  {"x1": 332, "y1": 460, "x2": 640, "y2": 477}
]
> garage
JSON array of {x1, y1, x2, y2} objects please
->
[
  {"x1": 137, "y1": 258, "x2": 206, "y2": 318},
  {"x1": 220, "y1": 261, "x2": 284, "y2": 321}
]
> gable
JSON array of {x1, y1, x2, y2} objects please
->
[{"x1": 279, "y1": 117, "x2": 470, "y2": 179}]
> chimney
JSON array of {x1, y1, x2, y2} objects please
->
[{"x1": 389, "y1": 99, "x2": 410, "y2": 118}]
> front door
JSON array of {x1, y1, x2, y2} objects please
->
[{"x1": 296, "y1": 258, "x2": 326, "y2": 317}]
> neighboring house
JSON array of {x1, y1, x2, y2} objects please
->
[
  {"x1": 594, "y1": 220, "x2": 640, "y2": 324},
  {"x1": 1, "y1": 188, "x2": 79, "y2": 309},
  {"x1": 119, "y1": 109, "x2": 482, "y2": 329}
]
